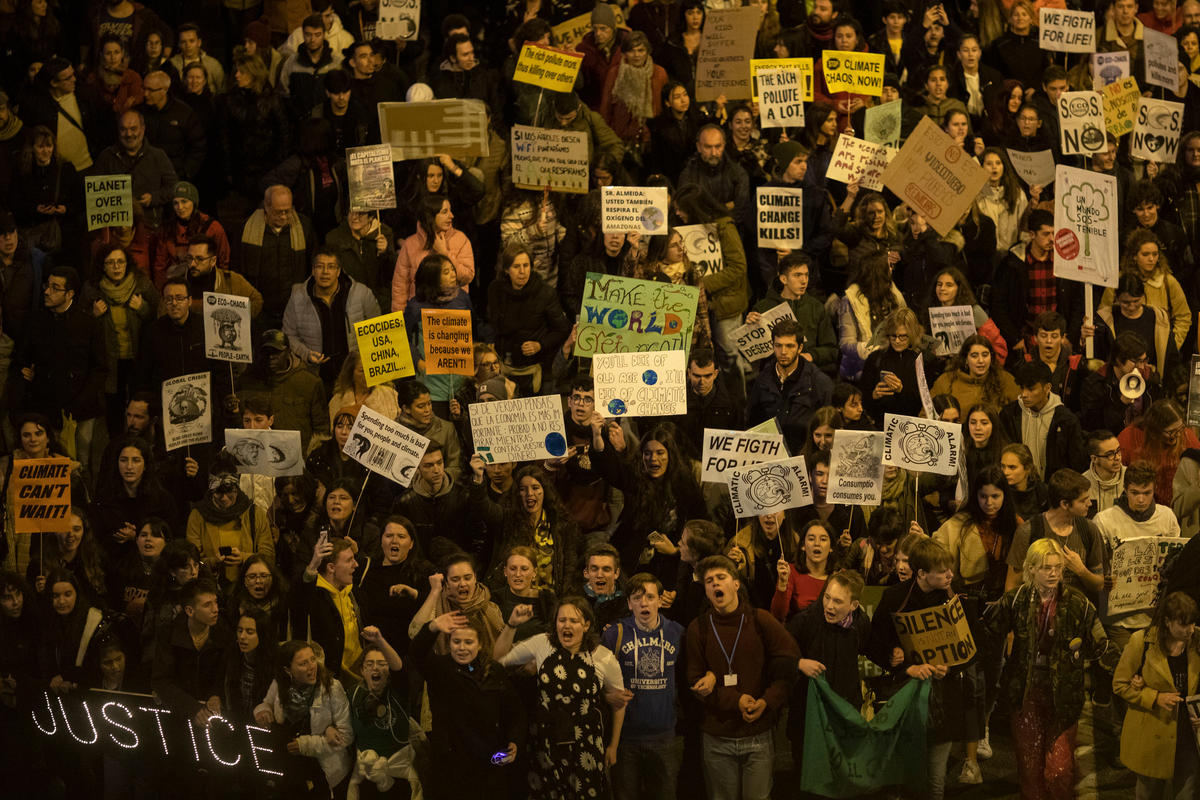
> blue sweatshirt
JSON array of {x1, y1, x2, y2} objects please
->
[{"x1": 601, "y1": 614, "x2": 684, "y2": 739}]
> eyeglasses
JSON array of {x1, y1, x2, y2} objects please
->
[
  {"x1": 1094, "y1": 448, "x2": 1122, "y2": 460},
  {"x1": 888, "y1": 333, "x2": 909, "y2": 340},
  {"x1": 43, "y1": 282, "x2": 67, "y2": 293},
  {"x1": 245, "y1": 573, "x2": 271, "y2": 582},
  {"x1": 103, "y1": 258, "x2": 126, "y2": 267},
  {"x1": 568, "y1": 394, "x2": 595, "y2": 404},
  {"x1": 1164, "y1": 425, "x2": 1186, "y2": 439},
  {"x1": 162, "y1": 295, "x2": 189, "y2": 305}
]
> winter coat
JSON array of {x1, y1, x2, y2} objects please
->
[
  {"x1": 487, "y1": 272, "x2": 569, "y2": 369},
  {"x1": 281, "y1": 273, "x2": 381, "y2": 361},
  {"x1": 279, "y1": 45, "x2": 342, "y2": 118},
  {"x1": 930, "y1": 367, "x2": 1019, "y2": 413},
  {"x1": 991, "y1": 241, "x2": 1084, "y2": 350},
  {"x1": 1113, "y1": 628, "x2": 1200, "y2": 780},
  {"x1": 150, "y1": 211, "x2": 231, "y2": 288},
  {"x1": 151, "y1": 612, "x2": 233, "y2": 718},
  {"x1": 860, "y1": 346, "x2": 925, "y2": 420},
  {"x1": 836, "y1": 282, "x2": 905, "y2": 381},
  {"x1": 747, "y1": 357, "x2": 834, "y2": 452},
  {"x1": 1099, "y1": 269, "x2": 1191, "y2": 351},
  {"x1": 239, "y1": 355, "x2": 330, "y2": 452},
  {"x1": 933, "y1": 514, "x2": 991, "y2": 587},
  {"x1": 219, "y1": 88, "x2": 292, "y2": 195},
  {"x1": 238, "y1": 208, "x2": 315, "y2": 321},
  {"x1": 185, "y1": 502, "x2": 275, "y2": 582},
  {"x1": 678, "y1": 156, "x2": 751, "y2": 230},
  {"x1": 404, "y1": 291, "x2": 471, "y2": 402},
  {"x1": 325, "y1": 218, "x2": 395, "y2": 305},
  {"x1": 256, "y1": 676, "x2": 354, "y2": 787},
  {"x1": 139, "y1": 96, "x2": 206, "y2": 180},
  {"x1": 696, "y1": 216, "x2": 750, "y2": 320},
  {"x1": 391, "y1": 227, "x2": 474, "y2": 311},
  {"x1": 1095, "y1": 305, "x2": 1174, "y2": 379},
  {"x1": 79, "y1": 272, "x2": 159, "y2": 393},
  {"x1": 18, "y1": 301, "x2": 107, "y2": 421},
  {"x1": 999, "y1": 398, "x2": 1088, "y2": 475}
]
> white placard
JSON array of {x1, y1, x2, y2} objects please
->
[
  {"x1": 864, "y1": 100, "x2": 902, "y2": 147},
  {"x1": 347, "y1": 144, "x2": 397, "y2": 211},
  {"x1": 594, "y1": 350, "x2": 687, "y2": 417},
  {"x1": 1057, "y1": 91, "x2": 1107, "y2": 156},
  {"x1": 1053, "y1": 165, "x2": 1119, "y2": 288},
  {"x1": 203, "y1": 292, "x2": 253, "y2": 363},
  {"x1": 344, "y1": 405, "x2": 430, "y2": 487},
  {"x1": 757, "y1": 67, "x2": 805, "y2": 128},
  {"x1": 756, "y1": 187, "x2": 804, "y2": 248},
  {"x1": 728, "y1": 455, "x2": 812, "y2": 517},
  {"x1": 1131, "y1": 97, "x2": 1184, "y2": 162},
  {"x1": 601, "y1": 186, "x2": 669, "y2": 235},
  {"x1": 511, "y1": 124, "x2": 590, "y2": 194},
  {"x1": 1144, "y1": 27, "x2": 1179, "y2": 91},
  {"x1": 224, "y1": 429, "x2": 304, "y2": 477},
  {"x1": 377, "y1": 0, "x2": 419, "y2": 40},
  {"x1": 1092, "y1": 51, "x2": 1130, "y2": 89},
  {"x1": 677, "y1": 224, "x2": 724, "y2": 276},
  {"x1": 1006, "y1": 149, "x2": 1056, "y2": 187},
  {"x1": 881, "y1": 413, "x2": 961, "y2": 476},
  {"x1": 1109, "y1": 536, "x2": 1187, "y2": 615},
  {"x1": 732, "y1": 302, "x2": 796, "y2": 362},
  {"x1": 928, "y1": 305, "x2": 976, "y2": 357},
  {"x1": 915, "y1": 352, "x2": 934, "y2": 419},
  {"x1": 828, "y1": 430, "x2": 885, "y2": 505},
  {"x1": 1038, "y1": 7, "x2": 1096, "y2": 53},
  {"x1": 701, "y1": 428, "x2": 788, "y2": 484},
  {"x1": 162, "y1": 372, "x2": 211, "y2": 452},
  {"x1": 826, "y1": 135, "x2": 897, "y2": 191},
  {"x1": 469, "y1": 395, "x2": 569, "y2": 464}
]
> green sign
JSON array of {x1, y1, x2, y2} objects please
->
[{"x1": 574, "y1": 273, "x2": 699, "y2": 357}]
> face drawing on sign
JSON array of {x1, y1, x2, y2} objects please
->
[
  {"x1": 210, "y1": 307, "x2": 242, "y2": 350},
  {"x1": 743, "y1": 463, "x2": 796, "y2": 508},
  {"x1": 897, "y1": 420, "x2": 947, "y2": 466},
  {"x1": 228, "y1": 438, "x2": 299, "y2": 473},
  {"x1": 167, "y1": 384, "x2": 207, "y2": 424}
]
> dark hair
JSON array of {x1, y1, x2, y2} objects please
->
[
  {"x1": 683, "y1": 519, "x2": 726, "y2": 564},
  {"x1": 0, "y1": 569, "x2": 31, "y2": 599},
  {"x1": 49, "y1": 265, "x2": 79, "y2": 294},
  {"x1": 909, "y1": 537, "x2": 953, "y2": 575},
  {"x1": 965, "y1": 464, "x2": 1018, "y2": 539},
  {"x1": 927, "y1": 266, "x2": 976, "y2": 308},
  {"x1": 188, "y1": 233, "x2": 217, "y2": 256},
  {"x1": 688, "y1": 347, "x2": 716, "y2": 368},
  {"x1": 584, "y1": 542, "x2": 621, "y2": 571},
  {"x1": 1128, "y1": 179, "x2": 1164, "y2": 212},
  {"x1": 241, "y1": 394, "x2": 274, "y2": 417},
  {"x1": 771, "y1": 318, "x2": 801, "y2": 344},
  {"x1": 866, "y1": 506, "x2": 905, "y2": 546},
  {"x1": 1027, "y1": 208, "x2": 1053, "y2": 232},
  {"x1": 548, "y1": 596, "x2": 600, "y2": 652},
  {"x1": 397, "y1": 379, "x2": 431, "y2": 408},
  {"x1": 380, "y1": 514, "x2": 423, "y2": 561},
  {"x1": 1047, "y1": 468, "x2": 1090, "y2": 509},
  {"x1": 323, "y1": 68, "x2": 351, "y2": 94},
  {"x1": 1110, "y1": 331, "x2": 1148, "y2": 368},
  {"x1": 1124, "y1": 461, "x2": 1158, "y2": 489},
  {"x1": 1086, "y1": 429, "x2": 1118, "y2": 456},
  {"x1": 832, "y1": 381, "x2": 863, "y2": 406},
  {"x1": 499, "y1": 241, "x2": 533, "y2": 282},
  {"x1": 827, "y1": 568, "x2": 865, "y2": 601},
  {"x1": 276, "y1": 639, "x2": 334, "y2": 693},
  {"x1": 98, "y1": 434, "x2": 163, "y2": 498},
  {"x1": 1153, "y1": 591, "x2": 1199, "y2": 648},
  {"x1": 627, "y1": 572, "x2": 663, "y2": 596},
  {"x1": 301, "y1": 13, "x2": 323, "y2": 30},
  {"x1": 853, "y1": 251, "x2": 899, "y2": 326},
  {"x1": 697, "y1": 554, "x2": 740, "y2": 583},
  {"x1": 418, "y1": 193, "x2": 450, "y2": 250},
  {"x1": 674, "y1": 184, "x2": 730, "y2": 224},
  {"x1": 413, "y1": 253, "x2": 452, "y2": 302},
  {"x1": 318, "y1": 538, "x2": 356, "y2": 576},
  {"x1": 442, "y1": 551, "x2": 477, "y2": 576},
  {"x1": 1115, "y1": 271, "x2": 1146, "y2": 299},
  {"x1": 1012, "y1": 359, "x2": 1052, "y2": 389},
  {"x1": 182, "y1": 577, "x2": 220, "y2": 607},
  {"x1": 933, "y1": 393, "x2": 960, "y2": 417}
]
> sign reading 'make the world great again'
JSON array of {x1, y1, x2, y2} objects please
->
[{"x1": 574, "y1": 273, "x2": 699, "y2": 357}]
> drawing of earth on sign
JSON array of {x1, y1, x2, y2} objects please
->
[
  {"x1": 167, "y1": 384, "x2": 207, "y2": 424},
  {"x1": 641, "y1": 206, "x2": 664, "y2": 231},
  {"x1": 743, "y1": 464, "x2": 795, "y2": 508},
  {"x1": 897, "y1": 421, "x2": 946, "y2": 466}
]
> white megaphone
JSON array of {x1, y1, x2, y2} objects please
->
[{"x1": 1119, "y1": 370, "x2": 1146, "y2": 400}]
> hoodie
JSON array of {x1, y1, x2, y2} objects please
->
[
  {"x1": 1018, "y1": 391, "x2": 1061, "y2": 477},
  {"x1": 317, "y1": 573, "x2": 362, "y2": 674}
]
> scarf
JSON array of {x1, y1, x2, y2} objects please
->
[
  {"x1": 612, "y1": 56, "x2": 654, "y2": 123},
  {"x1": 196, "y1": 486, "x2": 253, "y2": 525},
  {"x1": 241, "y1": 208, "x2": 307, "y2": 251},
  {"x1": 1116, "y1": 494, "x2": 1155, "y2": 523},
  {"x1": 432, "y1": 583, "x2": 503, "y2": 655},
  {"x1": 100, "y1": 270, "x2": 138, "y2": 357},
  {"x1": 283, "y1": 682, "x2": 317, "y2": 726},
  {"x1": 0, "y1": 113, "x2": 22, "y2": 142}
]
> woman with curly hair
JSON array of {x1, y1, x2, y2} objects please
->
[
  {"x1": 838, "y1": 249, "x2": 906, "y2": 380},
  {"x1": 90, "y1": 435, "x2": 178, "y2": 563},
  {"x1": 1118, "y1": 399, "x2": 1200, "y2": 506},
  {"x1": 1098, "y1": 229, "x2": 1192, "y2": 354},
  {"x1": 27, "y1": 506, "x2": 108, "y2": 608},
  {"x1": 931, "y1": 333, "x2": 1019, "y2": 412},
  {"x1": 631, "y1": 226, "x2": 712, "y2": 348}
]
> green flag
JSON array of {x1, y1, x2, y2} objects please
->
[{"x1": 800, "y1": 675, "x2": 931, "y2": 797}]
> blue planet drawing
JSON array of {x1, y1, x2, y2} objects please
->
[
  {"x1": 642, "y1": 370, "x2": 658, "y2": 385},
  {"x1": 545, "y1": 432, "x2": 567, "y2": 456},
  {"x1": 608, "y1": 399, "x2": 627, "y2": 415}
]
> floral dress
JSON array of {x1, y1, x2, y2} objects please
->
[{"x1": 529, "y1": 647, "x2": 607, "y2": 799}]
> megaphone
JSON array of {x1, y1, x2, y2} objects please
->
[{"x1": 1119, "y1": 370, "x2": 1146, "y2": 400}]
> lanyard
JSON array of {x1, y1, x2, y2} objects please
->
[{"x1": 709, "y1": 613, "x2": 744, "y2": 676}]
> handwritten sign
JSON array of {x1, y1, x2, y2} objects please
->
[
  {"x1": 1131, "y1": 97, "x2": 1184, "y2": 163},
  {"x1": 821, "y1": 51, "x2": 885, "y2": 96},
  {"x1": 1102, "y1": 76, "x2": 1140, "y2": 138},
  {"x1": 695, "y1": 6, "x2": 762, "y2": 101},
  {"x1": 732, "y1": 301, "x2": 796, "y2": 362},
  {"x1": 1053, "y1": 165, "x2": 1119, "y2": 288},
  {"x1": 162, "y1": 372, "x2": 211, "y2": 451},
  {"x1": 225, "y1": 429, "x2": 304, "y2": 477},
  {"x1": 827, "y1": 135, "x2": 897, "y2": 191},
  {"x1": 882, "y1": 413, "x2": 961, "y2": 476},
  {"x1": 378, "y1": 99, "x2": 490, "y2": 161},
  {"x1": 601, "y1": 186, "x2": 669, "y2": 235},
  {"x1": 512, "y1": 42, "x2": 584, "y2": 92},
  {"x1": 10, "y1": 457, "x2": 72, "y2": 532},
  {"x1": 751, "y1": 58, "x2": 813, "y2": 103},
  {"x1": 574, "y1": 272, "x2": 699, "y2": 357},
  {"x1": 420, "y1": 309, "x2": 473, "y2": 375},
  {"x1": 701, "y1": 428, "x2": 788, "y2": 484},
  {"x1": 892, "y1": 595, "x2": 977, "y2": 666},
  {"x1": 354, "y1": 312, "x2": 415, "y2": 386},
  {"x1": 728, "y1": 455, "x2": 812, "y2": 517},
  {"x1": 376, "y1": 0, "x2": 419, "y2": 40},
  {"x1": 594, "y1": 350, "x2": 687, "y2": 417},
  {"x1": 757, "y1": 186, "x2": 804, "y2": 248},
  {"x1": 864, "y1": 99, "x2": 902, "y2": 147},
  {"x1": 1038, "y1": 7, "x2": 1096, "y2": 53},
  {"x1": 1108, "y1": 536, "x2": 1187, "y2": 615},
  {"x1": 84, "y1": 174, "x2": 133, "y2": 231},
  {"x1": 1092, "y1": 51, "x2": 1130, "y2": 89},
  {"x1": 552, "y1": 8, "x2": 627, "y2": 51},
  {"x1": 677, "y1": 223, "x2": 723, "y2": 276},
  {"x1": 1058, "y1": 91, "x2": 1106, "y2": 156},
  {"x1": 344, "y1": 405, "x2": 429, "y2": 486},
  {"x1": 203, "y1": 292, "x2": 252, "y2": 363},
  {"x1": 828, "y1": 430, "x2": 885, "y2": 505},
  {"x1": 1144, "y1": 27, "x2": 1179, "y2": 91},
  {"x1": 757, "y1": 67, "x2": 805, "y2": 128},
  {"x1": 347, "y1": 144, "x2": 396, "y2": 211},
  {"x1": 511, "y1": 124, "x2": 589, "y2": 194},
  {"x1": 469, "y1": 395, "x2": 568, "y2": 464},
  {"x1": 881, "y1": 117, "x2": 988, "y2": 236},
  {"x1": 928, "y1": 305, "x2": 976, "y2": 356},
  {"x1": 1006, "y1": 149, "x2": 1056, "y2": 187}
]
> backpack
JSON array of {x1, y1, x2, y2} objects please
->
[{"x1": 1029, "y1": 512, "x2": 1095, "y2": 557}]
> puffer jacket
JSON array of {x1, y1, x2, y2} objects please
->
[{"x1": 281, "y1": 272, "x2": 381, "y2": 362}]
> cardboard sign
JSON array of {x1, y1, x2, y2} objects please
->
[
  {"x1": 601, "y1": 186, "x2": 669, "y2": 235},
  {"x1": 828, "y1": 430, "x2": 885, "y2": 505},
  {"x1": 757, "y1": 67, "x2": 805, "y2": 128},
  {"x1": 512, "y1": 42, "x2": 584, "y2": 92},
  {"x1": 84, "y1": 174, "x2": 133, "y2": 231},
  {"x1": 469, "y1": 394, "x2": 569, "y2": 464},
  {"x1": 224, "y1": 429, "x2": 304, "y2": 477},
  {"x1": 757, "y1": 187, "x2": 804, "y2": 248},
  {"x1": 10, "y1": 457, "x2": 72, "y2": 533},
  {"x1": 1131, "y1": 97, "x2": 1184, "y2": 162},
  {"x1": 343, "y1": 405, "x2": 429, "y2": 486},
  {"x1": 594, "y1": 350, "x2": 687, "y2": 417},
  {"x1": 354, "y1": 312, "x2": 416, "y2": 386},
  {"x1": 728, "y1": 455, "x2": 812, "y2": 517},
  {"x1": 1053, "y1": 165, "x2": 1119, "y2": 288},
  {"x1": 750, "y1": 58, "x2": 814, "y2": 103},
  {"x1": 695, "y1": 6, "x2": 763, "y2": 101},
  {"x1": 1092, "y1": 51, "x2": 1130, "y2": 89},
  {"x1": 1108, "y1": 536, "x2": 1187, "y2": 615},
  {"x1": 551, "y1": 8, "x2": 627, "y2": 51},
  {"x1": 1144, "y1": 27, "x2": 1179, "y2": 91},
  {"x1": 821, "y1": 51, "x2": 885, "y2": 96},
  {"x1": 732, "y1": 301, "x2": 796, "y2": 362},
  {"x1": 701, "y1": 428, "x2": 789, "y2": 484},
  {"x1": 162, "y1": 372, "x2": 211, "y2": 452},
  {"x1": 676, "y1": 223, "x2": 723, "y2": 276},
  {"x1": 203, "y1": 292, "x2": 253, "y2": 363},
  {"x1": 347, "y1": 144, "x2": 396, "y2": 211},
  {"x1": 574, "y1": 272, "x2": 699, "y2": 357},
  {"x1": 1038, "y1": 7, "x2": 1096, "y2": 53},
  {"x1": 882, "y1": 413, "x2": 961, "y2": 476},
  {"x1": 881, "y1": 117, "x2": 989, "y2": 237},
  {"x1": 928, "y1": 305, "x2": 976, "y2": 356},
  {"x1": 892, "y1": 595, "x2": 977, "y2": 666},
  {"x1": 864, "y1": 100, "x2": 902, "y2": 147},
  {"x1": 1102, "y1": 75, "x2": 1140, "y2": 137},
  {"x1": 511, "y1": 124, "x2": 589, "y2": 194},
  {"x1": 827, "y1": 135, "x2": 897, "y2": 191},
  {"x1": 376, "y1": 0, "x2": 419, "y2": 40},
  {"x1": 1057, "y1": 91, "x2": 1107, "y2": 156},
  {"x1": 1006, "y1": 149, "x2": 1056, "y2": 187},
  {"x1": 420, "y1": 309, "x2": 473, "y2": 376},
  {"x1": 378, "y1": 99, "x2": 490, "y2": 161}
]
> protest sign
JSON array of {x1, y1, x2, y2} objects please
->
[
  {"x1": 420, "y1": 309, "x2": 473, "y2": 375},
  {"x1": 469, "y1": 395, "x2": 569, "y2": 464},
  {"x1": 731, "y1": 301, "x2": 796, "y2": 362},
  {"x1": 892, "y1": 595, "x2": 977, "y2": 666},
  {"x1": 1006, "y1": 149, "x2": 1056, "y2": 187},
  {"x1": 354, "y1": 312, "x2": 415, "y2": 386},
  {"x1": 551, "y1": 8, "x2": 627, "y2": 50},
  {"x1": 695, "y1": 6, "x2": 762, "y2": 101},
  {"x1": 676, "y1": 223, "x2": 723, "y2": 276},
  {"x1": 1144, "y1": 27, "x2": 1178, "y2": 91},
  {"x1": 1053, "y1": 165, "x2": 1119, "y2": 288},
  {"x1": 828, "y1": 430, "x2": 885, "y2": 505},
  {"x1": 346, "y1": 144, "x2": 396, "y2": 211},
  {"x1": 757, "y1": 186, "x2": 804, "y2": 248},
  {"x1": 1057, "y1": 91, "x2": 1107, "y2": 156},
  {"x1": 1131, "y1": 97, "x2": 1184, "y2": 162},
  {"x1": 511, "y1": 124, "x2": 589, "y2": 193},
  {"x1": 84, "y1": 174, "x2": 133, "y2": 231},
  {"x1": 1038, "y1": 7, "x2": 1096, "y2": 52},
  {"x1": 1108, "y1": 536, "x2": 1187, "y2": 615},
  {"x1": 344, "y1": 405, "x2": 429, "y2": 486},
  {"x1": 881, "y1": 116, "x2": 988, "y2": 236},
  {"x1": 928, "y1": 305, "x2": 976, "y2": 356},
  {"x1": 1092, "y1": 51, "x2": 1130, "y2": 89},
  {"x1": 882, "y1": 414, "x2": 961, "y2": 476},
  {"x1": 601, "y1": 186, "x2": 669, "y2": 235},
  {"x1": 1187, "y1": 355, "x2": 1200, "y2": 427},
  {"x1": 575, "y1": 272, "x2": 699, "y2": 356},
  {"x1": 376, "y1": 0, "x2": 419, "y2": 40},
  {"x1": 750, "y1": 58, "x2": 814, "y2": 103},
  {"x1": 864, "y1": 99, "x2": 902, "y2": 147},
  {"x1": 701, "y1": 428, "x2": 789, "y2": 484},
  {"x1": 757, "y1": 67, "x2": 805, "y2": 128},
  {"x1": 827, "y1": 135, "x2": 897, "y2": 191},
  {"x1": 821, "y1": 51, "x2": 885, "y2": 96},
  {"x1": 749, "y1": 417, "x2": 781, "y2": 435},
  {"x1": 594, "y1": 350, "x2": 686, "y2": 417},
  {"x1": 203, "y1": 292, "x2": 253, "y2": 363},
  {"x1": 512, "y1": 42, "x2": 584, "y2": 91},
  {"x1": 162, "y1": 372, "x2": 211, "y2": 452},
  {"x1": 1102, "y1": 76, "x2": 1139, "y2": 137},
  {"x1": 378, "y1": 99, "x2": 490, "y2": 161},
  {"x1": 728, "y1": 455, "x2": 812, "y2": 516},
  {"x1": 10, "y1": 457, "x2": 72, "y2": 533},
  {"x1": 915, "y1": 353, "x2": 934, "y2": 419},
  {"x1": 225, "y1": 429, "x2": 304, "y2": 477}
]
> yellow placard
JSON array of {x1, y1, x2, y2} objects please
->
[
  {"x1": 552, "y1": 7, "x2": 627, "y2": 50},
  {"x1": 10, "y1": 457, "x2": 72, "y2": 533},
  {"x1": 751, "y1": 58, "x2": 814, "y2": 102},
  {"x1": 891, "y1": 595, "x2": 977, "y2": 667},
  {"x1": 821, "y1": 51, "x2": 886, "y2": 96},
  {"x1": 1102, "y1": 76, "x2": 1140, "y2": 138},
  {"x1": 354, "y1": 312, "x2": 415, "y2": 386},
  {"x1": 420, "y1": 309, "x2": 474, "y2": 376},
  {"x1": 512, "y1": 42, "x2": 584, "y2": 92}
]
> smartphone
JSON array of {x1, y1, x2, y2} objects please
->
[
  {"x1": 880, "y1": 370, "x2": 897, "y2": 381},
  {"x1": 218, "y1": 546, "x2": 233, "y2": 556},
  {"x1": 317, "y1": 529, "x2": 330, "y2": 548}
]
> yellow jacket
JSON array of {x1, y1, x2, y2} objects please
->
[
  {"x1": 186, "y1": 504, "x2": 275, "y2": 582},
  {"x1": 933, "y1": 514, "x2": 989, "y2": 586},
  {"x1": 1113, "y1": 628, "x2": 1200, "y2": 779}
]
